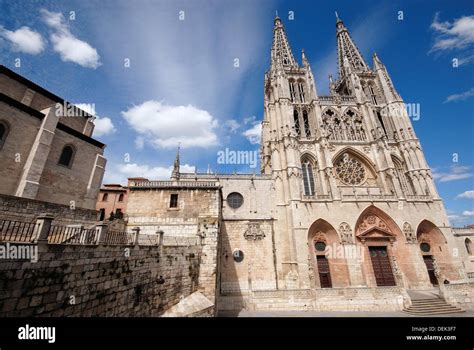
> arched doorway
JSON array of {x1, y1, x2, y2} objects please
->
[
  {"x1": 308, "y1": 219, "x2": 350, "y2": 288},
  {"x1": 354, "y1": 206, "x2": 413, "y2": 288},
  {"x1": 416, "y1": 220, "x2": 454, "y2": 285}
]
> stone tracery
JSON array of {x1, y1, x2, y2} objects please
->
[{"x1": 322, "y1": 108, "x2": 366, "y2": 141}]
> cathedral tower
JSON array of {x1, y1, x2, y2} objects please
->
[{"x1": 260, "y1": 15, "x2": 463, "y2": 291}]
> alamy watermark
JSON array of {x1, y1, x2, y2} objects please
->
[
  {"x1": 217, "y1": 148, "x2": 258, "y2": 169},
  {"x1": 379, "y1": 102, "x2": 421, "y2": 121},
  {"x1": 0, "y1": 243, "x2": 38, "y2": 263},
  {"x1": 324, "y1": 243, "x2": 365, "y2": 263}
]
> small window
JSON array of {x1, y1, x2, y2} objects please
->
[
  {"x1": 170, "y1": 194, "x2": 178, "y2": 208},
  {"x1": 118, "y1": 193, "x2": 124, "y2": 202},
  {"x1": 227, "y1": 192, "x2": 244, "y2": 209},
  {"x1": 58, "y1": 145, "x2": 75, "y2": 168},
  {"x1": 0, "y1": 122, "x2": 9, "y2": 149},
  {"x1": 465, "y1": 238, "x2": 472, "y2": 256},
  {"x1": 98, "y1": 208, "x2": 105, "y2": 221},
  {"x1": 102, "y1": 193, "x2": 108, "y2": 202},
  {"x1": 420, "y1": 242, "x2": 431, "y2": 252},
  {"x1": 314, "y1": 241, "x2": 326, "y2": 252}
]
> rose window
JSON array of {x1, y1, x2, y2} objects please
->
[{"x1": 335, "y1": 153, "x2": 366, "y2": 185}]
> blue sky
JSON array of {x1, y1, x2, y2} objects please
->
[{"x1": 0, "y1": 0, "x2": 472, "y2": 226}]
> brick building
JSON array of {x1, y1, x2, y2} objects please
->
[{"x1": 96, "y1": 184, "x2": 128, "y2": 221}]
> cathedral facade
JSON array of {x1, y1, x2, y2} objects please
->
[{"x1": 125, "y1": 16, "x2": 472, "y2": 313}]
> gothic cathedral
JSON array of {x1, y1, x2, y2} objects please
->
[{"x1": 126, "y1": 15, "x2": 469, "y2": 312}]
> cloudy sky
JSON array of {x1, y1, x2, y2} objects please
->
[{"x1": 0, "y1": 0, "x2": 472, "y2": 226}]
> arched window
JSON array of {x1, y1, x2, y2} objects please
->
[
  {"x1": 293, "y1": 110, "x2": 301, "y2": 136},
  {"x1": 0, "y1": 121, "x2": 9, "y2": 149},
  {"x1": 298, "y1": 81, "x2": 306, "y2": 102},
  {"x1": 392, "y1": 156, "x2": 414, "y2": 196},
  {"x1": 288, "y1": 80, "x2": 296, "y2": 102},
  {"x1": 58, "y1": 145, "x2": 75, "y2": 168},
  {"x1": 118, "y1": 193, "x2": 124, "y2": 202},
  {"x1": 303, "y1": 110, "x2": 311, "y2": 137},
  {"x1": 302, "y1": 160, "x2": 315, "y2": 196},
  {"x1": 102, "y1": 193, "x2": 108, "y2": 202},
  {"x1": 466, "y1": 238, "x2": 473, "y2": 256}
]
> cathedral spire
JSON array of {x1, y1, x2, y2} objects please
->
[
  {"x1": 336, "y1": 15, "x2": 368, "y2": 78},
  {"x1": 271, "y1": 15, "x2": 297, "y2": 70},
  {"x1": 171, "y1": 144, "x2": 180, "y2": 180}
]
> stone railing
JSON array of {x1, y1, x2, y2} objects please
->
[
  {"x1": 302, "y1": 194, "x2": 332, "y2": 201},
  {"x1": 452, "y1": 227, "x2": 474, "y2": 235},
  {"x1": 318, "y1": 95, "x2": 356, "y2": 103},
  {"x1": 129, "y1": 180, "x2": 220, "y2": 188},
  {"x1": 405, "y1": 194, "x2": 432, "y2": 202},
  {"x1": 0, "y1": 219, "x2": 40, "y2": 243},
  {"x1": 0, "y1": 216, "x2": 204, "y2": 248},
  {"x1": 341, "y1": 194, "x2": 397, "y2": 201}
]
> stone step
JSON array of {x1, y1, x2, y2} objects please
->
[
  {"x1": 405, "y1": 306, "x2": 462, "y2": 312},
  {"x1": 403, "y1": 296, "x2": 465, "y2": 315},
  {"x1": 403, "y1": 309, "x2": 465, "y2": 315},
  {"x1": 412, "y1": 300, "x2": 452, "y2": 306}
]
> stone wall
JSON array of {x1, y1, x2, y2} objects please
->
[
  {"x1": 0, "y1": 193, "x2": 98, "y2": 226},
  {"x1": 126, "y1": 187, "x2": 220, "y2": 236},
  {"x1": 0, "y1": 101, "x2": 40, "y2": 195},
  {"x1": 0, "y1": 242, "x2": 208, "y2": 317}
]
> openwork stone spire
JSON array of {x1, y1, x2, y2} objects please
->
[
  {"x1": 336, "y1": 15, "x2": 368, "y2": 77},
  {"x1": 271, "y1": 16, "x2": 297, "y2": 69},
  {"x1": 171, "y1": 144, "x2": 180, "y2": 180}
]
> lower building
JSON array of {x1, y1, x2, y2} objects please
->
[{"x1": 96, "y1": 184, "x2": 129, "y2": 221}]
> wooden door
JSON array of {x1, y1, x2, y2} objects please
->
[
  {"x1": 369, "y1": 246, "x2": 396, "y2": 286},
  {"x1": 316, "y1": 255, "x2": 332, "y2": 288},
  {"x1": 423, "y1": 255, "x2": 438, "y2": 285}
]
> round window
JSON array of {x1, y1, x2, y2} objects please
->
[
  {"x1": 227, "y1": 192, "x2": 244, "y2": 209},
  {"x1": 420, "y1": 242, "x2": 431, "y2": 252},
  {"x1": 314, "y1": 241, "x2": 326, "y2": 252},
  {"x1": 335, "y1": 153, "x2": 366, "y2": 186},
  {"x1": 233, "y1": 249, "x2": 244, "y2": 262}
]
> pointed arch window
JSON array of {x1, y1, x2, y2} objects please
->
[
  {"x1": 302, "y1": 160, "x2": 316, "y2": 196},
  {"x1": 303, "y1": 110, "x2": 311, "y2": 137},
  {"x1": 466, "y1": 238, "x2": 473, "y2": 256},
  {"x1": 289, "y1": 80, "x2": 296, "y2": 102},
  {"x1": 293, "y1": 110, "x2": 301, "y2": 136},
  {"x1": 369, "y1": 84, "x2": 378, "y2": 104},
  {"x1": 298, "y1": 81, "x2": 306, "y2": 102},
  {"x1": 392, "y1": 156, "x2": 414, "y2": 196},
  {"x1": 58, "y1": 145, "x2": 75, "y2": 168},
  {"x1": 0, "y1": 121, "x2": 9, "y2": 150}
]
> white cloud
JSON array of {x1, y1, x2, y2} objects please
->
[
  {"x1": 444, "y1": 87, "x2": 474, "y2": 103},
  {"x1": 432, "y1": 165, "x2": 474, "y2": 182},
  {"x1": 103, "y1": 162, "x2": 195, "y2": 185},
  {"x1": 462, "y1": 210, "x2": 474, "y2": 217},
  {"x1": 0, "y1": 26, "x2": 45, "y2": 54},
  {"x1": 74, "y1": 103, "x2": 115, "y2": 137},
  {"x1": 457, "y1": 190, "x2": 474, "y2": 199},
  {"x1": 41, "y1": 9, "x2": 101, "y2": 68},
  {"x1": 242, "y1": 123, "x2": 262, "y2": 145},
  {"x1": 430, "y1": 14, "x2": 474, "y2": 52},
  {"x1": 93, "y1": 116, "x2": 115, "y2": 137},
  {"x1": 121, "y1": 100, "x2": 218, "y2": 149},
  {"x1": 88, "y1": 1, "x2": 275, "y2": 119},
  {"x1": 224, "y1": 119, "x2": 241, "y2": 133}
]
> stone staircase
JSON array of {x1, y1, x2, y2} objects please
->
[{"x1": 403, "y1": 290, "x2": 464, "y2": 315}]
